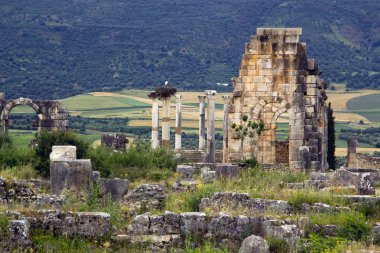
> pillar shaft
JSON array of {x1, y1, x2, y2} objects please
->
[
  {"x1": 222, "y1": 95, "x2": 231, "y2": 163},
  {"x1": 198, "y1": 95, "x2": 207, "y2": 150},
  {"x1": 151, "y1": 97, "x2": 160, "y2": 149},
  {"x1": 347, "y1": 139, "x2": 357, "y2": 168},
  {"x1": 175, "y1": 94, "x2": 182, "y2": 152},
  {"x1": 162, "y1": 98, "x2": 171, "y2": 148},
  {"x1": 206, "y1": 90, "x2": 217, "y2": 163}
]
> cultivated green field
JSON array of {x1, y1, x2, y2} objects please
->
[
  {"x1": 347, "y1": 93, "x2": 380, "y2": 122},
  {"x1": 7, "y1": 88, "x2": 380, "y2": 153}
]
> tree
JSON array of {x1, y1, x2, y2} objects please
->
[
  {"x1": 231, "y1": 115, "x2": 264, "y2": 161},
  {"x1": 327, "y1": 102, "x2": 336, "y2": 170}
]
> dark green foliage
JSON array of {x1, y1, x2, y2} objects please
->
[
  {"x1": 34, "y1": 130, "x2": 90, "y2": 177},
  {"x1": 267, "y1": 237, "x2": 289, "y2": 253},
  {"x1": 327, "y1": 102, "x2": 336, "y2": 170},
  {"x1": 231, "y1": 115, "x2": 264, "y2": 161},
  {"x1": 88, "y1": 138, "x2": 177, "y2": 180},
  {"x1": 340, "y1": 126, "x2": 380, "y2": 148},
  {"x1": 243, "y1": 157, "x2": 258, "y2": 168},
  {"x1": 301, "y1": 233, "x2": 346, "y2": 253},
  {"x1": 0, "y1": 132, "x2": 12, "y2": 148},
  {"x1": 185, "y1": 185, "x2": 218, "y2": 212},
  {"x1": 0, "y1": 132, "x2": 36, "y2": 169},
  {"x1": 1, "y1": 1, "x2": 380, "y2": 99},
  {"x1": 336, "y1": 212, "x2": 371, "y2": 241},
  {"x1": 0, "y1": 213, "x2": 9, "y2": 238}
]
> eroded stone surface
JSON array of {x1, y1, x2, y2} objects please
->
[{"x1": 238, "y1": 235, "x2": 269, "y2": 253}]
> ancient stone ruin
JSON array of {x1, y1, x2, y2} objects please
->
[
  {"x1": 0, "y1": 93, "x2": 69, "y2": 132},
  {"x1": 226, "y1": 28, "x2": 329, "y2": 171},
  {"x1": 148, "y1": 28, "x2": 329, "y2": 171},
  {"x1": 101, "y1": 133, "x2": 129, "y2": 151}
]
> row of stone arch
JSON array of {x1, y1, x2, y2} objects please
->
[{"x1": 0, "y1": 97, "x2": 69, "y2": 132}]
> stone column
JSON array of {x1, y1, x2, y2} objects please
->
[
  {"x1": 162, "y1": 97, "x2": 171, "y2": 148},
  {"x1": 175, "y1": 94, "x2": 182, "y2": 152},
  {"x1": 347, "y1": 138, "x2": 357, "y2": 168},
  {"x1": 151, "y1": 97, "x2": 160, "y2": 149},
  {"x1": 222, "y1": 95, "x2": 231, "y2": 163},
  {"x1": 198, "y1": 95, "x2": 207, "y2": 150},
  {"x1": 206, "y1": 90, "x2": 217, "y2": 163}
]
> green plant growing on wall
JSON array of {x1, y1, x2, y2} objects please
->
[{"x1": 231, "y1": 115, "x2": 264, "y2": 162}]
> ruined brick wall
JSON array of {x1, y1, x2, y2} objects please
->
[{"x1": 226, "y1": 28, "x2": 328, "y2": 171}]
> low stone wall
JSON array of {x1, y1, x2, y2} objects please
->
[
  {"x1": 356, "y1": 154, "x2": 380, "y2": 170},
  {"x1": 199, "y1": 192, "x2": 350, "y2": 216},
  {"x1": 5, "y1": 210, "x2": 111, "y2": 238},
  {"x1": 125, "y1": 211, "x2": 282, "y2": 252}
]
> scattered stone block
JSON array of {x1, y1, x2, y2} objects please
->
[
  {"x1": 127, "y1": 213, "x2": 151, "y2": 236},
  {"x1": 49, "y1": 146, "x2": 77, "y2": 162},
  {"x1": 180, "y1": 212, "x2": 207, "y2": 237},
  {"x1": 77, "y1": 212, "x2": 111, "y2": 239},
  {"x1": 50, "y1": 159, "x2": 93, "y2": 194},
  {"x1": 201, "y1": 167, "x2": 216, "y2": 183},
  {"x1": 238, "y1": 235, "x2": 269, "y2": 253},
  {"x1": 8, "y1": 220, "x2": 31, "y2": 249},
  {"x1": 99, "y1": 178, "x2": 129, "y2": 201},
  {"x1": 176, "y1": 165, "x2": 195, "y2": 181},
  {"x1": 173, "y1": 180, "x2": 199, "y2": 192}
]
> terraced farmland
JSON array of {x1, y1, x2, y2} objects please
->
[{"x1": 7, "y1": 88, "x2": 380, "y2": 154}]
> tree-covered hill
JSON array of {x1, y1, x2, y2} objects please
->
[{"x1": 0, "y1": 0, "x2": 379, "y2": 99}]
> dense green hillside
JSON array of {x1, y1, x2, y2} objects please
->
[{"x1": 0, "y1": 0, "x2": 379, "y2": 99}]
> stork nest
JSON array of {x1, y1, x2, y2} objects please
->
[{"x1": 148, "y1": 85, "x2": 177, "y2": 99}]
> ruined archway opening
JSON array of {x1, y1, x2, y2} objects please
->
[
  {"x1": 275, "y1": 112, "x2": 290, "y2": 164},
  {"x1": 7, "y1": 105, "x2": 39, "y2": 146}
]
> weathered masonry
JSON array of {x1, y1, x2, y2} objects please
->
[
  {"x1": 0, "y1": 93, "x2": 69, "y2": 131},
  {"x1": 226, "y1": 28, "x2": 329, "y2": 171}
]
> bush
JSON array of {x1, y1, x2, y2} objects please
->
[
  {"x1": 34, "y1": 130, "x2": 90, "y2": 178},
  {"x1": 301, "y1": 233, "x2": 346, "y2": 253},
  {"x1": 0, "y1": 132, "x2": 12, "y2": 148},
  {"x1": 267, "y1": 237, "x2": 289, "y2": 253},
  {"x1": 337, "y1": 212, "x2": 371, "y2": 241},
  {"x1": 88, "y1": 138, "x2": 177, "y2": 180},
  {"x1": 0, "y1": 145, "x2": 36, "y2": 169}
]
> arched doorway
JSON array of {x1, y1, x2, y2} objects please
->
[{"x1": 1, "y1": 98, "x2": 43, "y2": 132}]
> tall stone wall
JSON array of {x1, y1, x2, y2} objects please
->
[{"x1": 226, "y1": 28, "x2": 328, "y2": 171}]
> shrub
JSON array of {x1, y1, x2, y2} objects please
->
[
  {"x1": 34, "y1": 130, "x2": 90, "y2": 177},
  {"x1": 0, "y1": 145, "x2": 36, "y2": 169},
  {"x1": 88, "y1": 138, "x2": 177, "y2": 180},
  {"x1": 0, "y1": 165, "x2": 38, "y2": 180},
  {"x1": 0, "y1": 132, "x2": 12, "y2": 148},
  {"x1": 267, "y1": 237, "x2": 289, "y2": 253},
  {"x1": 301, "y1": 233, "x2": 346, "y2": 253},
  {"x1": 337, "y1": 212, "x2": 371, "y2": 241}
]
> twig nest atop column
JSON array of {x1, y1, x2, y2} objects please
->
[{"x1": 148, "y1": 85, "x2": 177, "y2": 99}]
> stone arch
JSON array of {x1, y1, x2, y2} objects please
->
[
  {"x1": 250, "y1": 97, "x2": 293, "y2": 164},
  {"x1": 0, "y1": 97, "x2": 69, "y2": 132},
  {"x1": 0, "y1": 98, "x2": 43, "y2": 131}
]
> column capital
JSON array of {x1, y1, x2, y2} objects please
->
[
  {"x1": 175, "y1": 94, "x2": 182, "y2": 100},
  {"x1": 205, "y1": 90, "x2": 217, "y2": 96},
  {"x1": 198, "y1": 95, "x2": 207, "y2": 102},
  {"x1": 222, "y1": 95, "x2": 231, "y2": 104}
]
